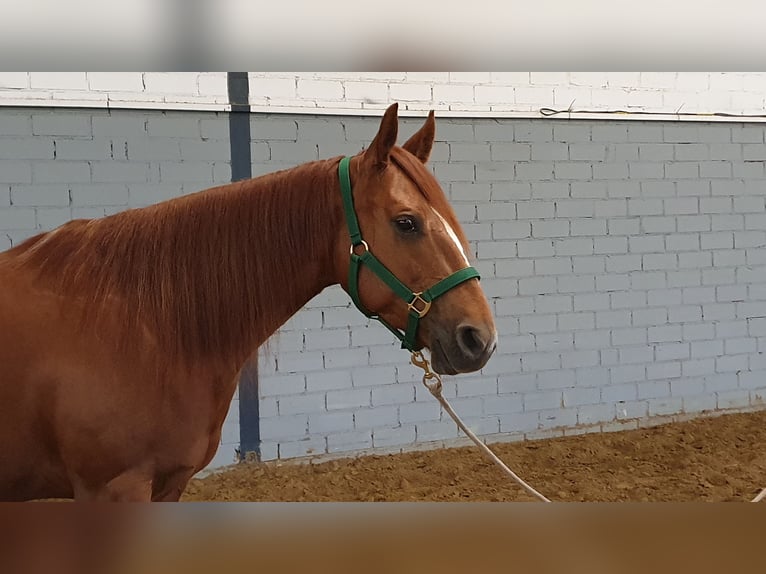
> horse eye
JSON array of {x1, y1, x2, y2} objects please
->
[{"x1": 395, "y1": 216, "x2": 418, "y2": 234}]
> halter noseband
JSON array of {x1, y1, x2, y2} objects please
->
[{"x1": 339, "y1": 156, "x2": 480, "y2": 352}]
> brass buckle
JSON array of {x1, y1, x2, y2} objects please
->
[
  {"x1": 407, "y1": 292, "x2": 432, "y2": 318},
  {"x1": 350, "y1": 240, "x2": 369, "y2": 256}
]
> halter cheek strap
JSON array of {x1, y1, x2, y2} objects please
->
[{"x1": 339, "y1": 156, "x2": 480, "y2": 352}]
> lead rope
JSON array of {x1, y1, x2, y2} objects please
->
[
  {"x1": 411, "y1": 351, "x2": 551, "y2": 503},
  {"x1": 411, "y1": 351, "x2": 766, "y2": 504}
]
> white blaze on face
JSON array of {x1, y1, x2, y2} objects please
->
[{"x1": 430, "y1": 206, "x2": 470, "y2": 266}]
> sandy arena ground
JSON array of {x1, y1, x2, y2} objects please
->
[{"x1": 183, "y1": 409, "x2": 766, "y2": 502}]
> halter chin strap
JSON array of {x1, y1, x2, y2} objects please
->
[{"x1": 339, "y1": 156, "x2": 480, "y2": 352}]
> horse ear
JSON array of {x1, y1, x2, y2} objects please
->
[
  {"x1": 402, "y1": 110, "x2": 435, "y2": 164},
  {"x1": 365, "y1": 103, "x2": 399, "y2": 171}
]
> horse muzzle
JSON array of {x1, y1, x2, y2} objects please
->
[{"x1": 430, "y1": 322, "x2": 497, "y2": 375}]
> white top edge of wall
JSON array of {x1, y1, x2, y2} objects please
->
[
  {"x1": 2, "y1": 73, "x2": 766, "y2": 122},
  {"x1": 1, "y1": 97, "x2": 764, "y2": 124}
]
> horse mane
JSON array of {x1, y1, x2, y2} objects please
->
[{"x1": 11, "y1": 158, "x2": 343, "y2": 370}]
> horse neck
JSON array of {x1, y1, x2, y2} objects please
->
[
  {"x1": 17, "y1": 158, "x2": 346, "y2": 372},
  {"x1": 178, "y1": 159, "x2": 344, "y2": 365},
  {"x1": 226, "y1": 161, "x2": 345, "y2": 349}
]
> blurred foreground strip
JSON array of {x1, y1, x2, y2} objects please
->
[{"x1": 1, "y1": 504, "x2": 762, "y2": 574}]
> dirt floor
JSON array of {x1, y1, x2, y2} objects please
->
[{"x1": 183, "y1": 410, "x2": 766, "y2": 502}]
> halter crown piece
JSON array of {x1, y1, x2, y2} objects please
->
[{"x1": 338, "y1": 156, "x2": 480, "y2": 352}]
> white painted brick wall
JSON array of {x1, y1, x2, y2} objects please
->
[
  {"x1": 0, "y1": 73, "x2": 229, "y2": 110},
  {"x1": 4, "y1": 106, "x2": 766, "y2": 467},
  {"x1": 3, "y1": 73, "x2": 766, "y2": 120},
  {"x1": 250, "y1": 113, "x2": 766, "y2": 462}
]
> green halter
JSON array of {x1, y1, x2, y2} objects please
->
[{"x1": 338, "y1": 156, "x2": 481, "y2": 352}]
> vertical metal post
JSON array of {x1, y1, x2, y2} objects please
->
[{"x1": 227, "y1": 72, "x2": 260, "y2": 461}]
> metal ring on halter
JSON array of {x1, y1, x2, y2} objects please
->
[
  {"x1": 407, "y1": 292, "x2": 432, "y2": 318},
  {"x1": 350, "y1": 240, "x2": 369, "y2": 256}
]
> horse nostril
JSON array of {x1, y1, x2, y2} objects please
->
[{"x1": 456, "y1": 324, "x2": 488, "y2": 359}]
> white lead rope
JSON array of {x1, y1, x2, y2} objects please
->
[
  {"x1": 411, "y1": 351, "x2": 766, "y2": 504},
  {"x1": 411, "y1": 352, "x2": 551, "y2": 503}
]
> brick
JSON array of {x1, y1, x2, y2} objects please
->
[
  {"x1": 638, "y1": 144, "x2": 673, "y2": 161},
  {"x1": 372, "y1": 425, "x2": 417, "y2": 448},
  {"x1": 611, "y1": 364, "x2": 646, "y2": 384},
  {"x1": 493, "y1": 221, "x2": 531, "y2": 239},
  {"x1": 326, "y1": 388, "x2": 371, "y2": 410},
  {"x1": 0, "y1": 137, "x2": 55, "y2": 160},
  {"x1": 607, "y1": 181, "x2": 642, "y2": 199},
  {"x1": 596, "y1": 310, "x2": 631, "y2": 329},
  {"x1": 571, "y1": 181, "x2": 608, "y2": 198},
  {"x1": 628, "y1": 235, "x2": 664, "y2": 253},
  {"x1": 626, "y1": 199, "x2": 661, "y2": 217},
  {"x1": 556, "y1": 200, "x2": 595, "y2": 218},
  {"x1": 632, "y1": 307, "x2": 668, "y2": 327},
  {"x1": 647, "y1": 397, "x2": 683, "y2": 417},
  {"x1": 665, "y1": 233, "x2": 699, "y2": 251},
  {"x1": 371, "y1": 384, "x2": 415, "y2": 406},
  {"x1": 629, "y1": 162, "x2": 664, "y2": 179},
  {"x1": 555, "y1": 238, "x2": 593, "y2": 256},
  {"x1": 733, "y1": 162, "x2": 764, "y2": 178},
  {"x1": 31, "y1": 114, "x2": 91, "y2": 137},
  {"x1": 537, "y1": 408, "x2": 578, "y2": 429},
  {"x1": 85, "y1": 72, "x2": 143, "y2": 92},
  {"x1": 560, "y1": 207, "x2": 602, "y2": 232},
  {"x1": 574, "y1": 329, "x2": 611, "y2": 350},
  {"x1": 146, "y1": 117, "x2": 200, "y2": 138},
  {"x1": 69, "y1": 185, "x2": 129, "y2": 206},
  {"x1": 399, "y1": 401, "x2": 441, "y2": 424},
  {"x1": 608, "y1": 217, "x2": 639, "y2": 236},
  {"x1": 260, "y1": 415, "x2": 308, "y2": 440},
  {"x1": 158, "y1": 162, "x2": 212, "y2": 183},
  {"x1": 477, "y1": 240, "x2": 516, "y2": 260},
  {"x1": 515, "y1": 162, "x2": 554, "y2": 181},
  {"x1": 532, "y1": 220, "x2": 568, "y2": 238},
  {"x1": 432, "y1": 83, "x2": 474, "y2": 104},
  {"x1": 593, "y1": 163, "x2": 629, "y2": 179},
  {"x1": 308, "y1": 412, "x2": 354, "y2": 434},
  {"x1": 30, "y1": 72, "x2": 86, "y2": 90},
  {"x1": 558, "y1": 274, "x2": 595, "y2": 293},
  {"x1": 519, "y1": 276, "x2": 557, "y2": 296},
  {"x1": 531, "y1": 143, "x2": 568, "y2": 161},
  {"x1": 717, "y1": 390, "x2": 751, "y2": 410},
  {"x1": 519, "y1": 314, "x2": 557, "y2": 334},
  {"x1": 664, "y1": 198, "x2": 699, "y2": 215},
  {"x1": 326, "y1": 430, "x2": 373, "y2": 453},
  {"x1": 279, "y1": 393, "x2": 325, "y2": 416},
  {"x1": 305, "y1": 370, "x2": 351, "y2": 393},
  {"x1": 490, "y1": 143, "x2": 530, "y2": 161},
  {"x1": 92, "y1": 116, "x2": 148, "y2": 137},
  {"x1": 535, "y1": 332, "x2": 575, "y2": 352},
  {"x1": 389, "y1": 83, "x2": 431, "y2": 101},
  {"x1": 0, "y1": 208, "x2": 35, "y2": 229},
  {"x1": 32, "y1": 161, "x2": 90, "y2": 184},
  {"x1": 279, "y1": 436, "x2": 327, "y2": 459},
  {"x1": 352, "y1": 405, "x2": 399, "y2": 429},
  {"x1": 56, "y1": 139, "x2": 112, "y2": 160},
  {"x1": 643, "y1": 253, "x2": 677, "y2": 270},
  {"x1": 455, "y1": 376, "x2": 498, "y2": 398}
]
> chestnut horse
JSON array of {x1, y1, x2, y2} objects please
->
[{"x1": 0, "y1": 103, "x2": 496, "y2": 501}]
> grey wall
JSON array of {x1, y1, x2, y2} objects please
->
[
  {"x1": 250, "y1": 115, "x2": 766, "y2": 461},
  {"x1": 0, "y1": 107, "x2": 240, "y2": 468},
  {"x1": 2, "y1": 107, "x2": 766, "y2": 467}
]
